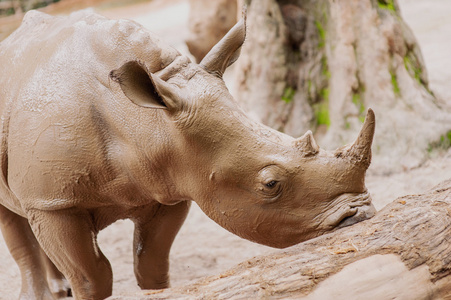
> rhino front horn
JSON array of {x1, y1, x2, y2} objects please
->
[{"x1": 347, "y1": 108, "x2": 376, "y2": 168}]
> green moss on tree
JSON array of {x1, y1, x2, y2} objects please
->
[
  {"x1": 377, "y1": 0, "x2": 396, "y2": 11},
  {"x1": 352, "y1": 91, "x2": 366, "y2": 123},
  {"x1": 281, "y1": 86, "x2": 296, "y2": 103},
  {"x1": 404, "y1": 51, "x2": 423, "y2": 85},
  {"x1": 315, "y1": 21, "x2": 326, "y2": 49},
  {"x1": 390, "y1": 70, "x2": 401, "y2": 96},
  {"x1": 321, "y1": 56, "x2": 331, "y2": 79},
  {"x1": 427, "y1": 130, "x2": 451, "y2": 153},
  {"x1": 313, "y1": 88, "x2": 330, "y2": 127}
]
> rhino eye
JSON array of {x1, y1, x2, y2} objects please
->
[
  {"x1": 257, "y1": 166, "x2": 284, "y2": 199},
  {"x1": 265, "y1": 180, "x2": 278, "y2": 188}
]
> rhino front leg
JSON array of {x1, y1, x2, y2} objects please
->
[
  {"x1": 0, "y1": 204, "x2": 55, "y2": 300},
  {"x1": 41, "y1": 251, "x2": 71, "y2": 298},
  {"x1": 27, "y1": 207, "x2": 113, "y2": 300},
  {"x1": 133, "y1": 201, "x2": 191, "y2": 289}
]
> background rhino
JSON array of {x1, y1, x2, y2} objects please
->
[{"x1": 0, "y1": 10, "x2": 375, "y2": 299}]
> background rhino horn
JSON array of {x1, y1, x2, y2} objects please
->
[
  {"x1": 347, "y1": 108, "x2": 376, "y2": 168},
  {"x1": 200, "y1": 13, "x2": 246, "y2": 77},
  {"x1": 294, "y1": 130, "x2": 319, "y2": 157}
]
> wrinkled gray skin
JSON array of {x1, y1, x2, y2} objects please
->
[{"x1": 0, "y1": 10, "x2": 376, "y2": 300}]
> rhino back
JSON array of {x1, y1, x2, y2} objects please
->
[{"x1": 0, "y1": 11, "x2": 182, "y2": 213}]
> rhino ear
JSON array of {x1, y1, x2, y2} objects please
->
[
  {"x1": 200, "y1": 14, "x2": 246, "y2": 77},
  {"x1": 110, "y1": 60, "x2": 182, "y2": 111}
]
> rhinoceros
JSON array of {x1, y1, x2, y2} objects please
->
[{"x1": 0, "y1": 9, "x2": 376, "y2": 300}]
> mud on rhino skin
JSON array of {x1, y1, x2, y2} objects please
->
[{"x1": 0, "y1": 9, "x2": 376, "y2": 300}]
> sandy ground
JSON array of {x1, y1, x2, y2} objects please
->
[{"x1": 1, "y1": 0, "x2": 451, "y2": 298}]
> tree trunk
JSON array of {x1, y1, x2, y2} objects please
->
[
  {"x1": 233, "y1": 0, "x2": 451, "y2": 174},
  {"x1": 109, "y1": 179, "x2": 451, "y2": 299}
]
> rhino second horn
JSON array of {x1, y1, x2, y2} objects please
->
[
  {"x1": 200, "y1": 15, "x2": 246, "y2": 77},
  {"x1": 347, "y1": 108, "x2": 376, "y2": 168},
  {"x1": 294, "y1": 130, "x2": 319, "y2": 157}
]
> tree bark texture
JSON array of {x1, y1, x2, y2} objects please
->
[
  {"x1": 110, "y1": 179, "x2": 451, "y2": 299},
  {"x1": 232, "y1": 0, "x2": 451, "y2": 174}
]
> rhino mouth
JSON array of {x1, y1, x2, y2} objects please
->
[
  {"x1": 336, "y1": 192, "x2": 376, "y2": 228},
  {"x1": 314, "y1": 191, "x2": 376, "y2": 231},
  {"x1": 337, "y1": 203, "x2": 376, "y2": 228}
]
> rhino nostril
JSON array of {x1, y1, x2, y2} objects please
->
[{"x1": 348, "y1": 191, "x2": 372, "y2": 206}]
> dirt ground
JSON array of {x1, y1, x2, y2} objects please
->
[{"x1": 1, "y1": 0, "x2": 451, "y2": 298}]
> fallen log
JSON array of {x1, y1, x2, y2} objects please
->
[{"x1": 110, "y1": 179, "x2": 451, "y2": 299}]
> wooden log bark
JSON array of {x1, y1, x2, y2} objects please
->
[{"x1": 110, "y1": 179, "x2": 451, "y2": 299}]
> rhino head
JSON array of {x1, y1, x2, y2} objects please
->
[{"x1": 110, "y1": 18, "x2": 376, "y2": 248}]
